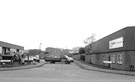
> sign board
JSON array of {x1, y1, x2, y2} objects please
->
[
  {"x1": 109, "y1": 37, "x2": 123, "y2": 49},
  {"x1": 103, "y1": 61, "x2": 112, "y2": 64},
  {"x1": 0, "y1": 60, "x2": 11, "y2": 62}
]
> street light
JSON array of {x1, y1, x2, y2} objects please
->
[{"x1": 39, "y1": 43, "x2": 42, "y2": 55}]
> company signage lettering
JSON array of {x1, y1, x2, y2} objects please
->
[{"x1": 109, "y1": 37, "x2": 123, "y2": 49}]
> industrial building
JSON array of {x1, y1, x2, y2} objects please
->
[
  {"x1": 85, "y1": 26, "x2": 135, "y2": 71},
  {"x1": 0, "y1": 41, "x2": 24, "y2": 55}
]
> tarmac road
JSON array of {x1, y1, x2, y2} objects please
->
[{"x1": 0, "y1": 62, "x2": 135, "y2": 82}]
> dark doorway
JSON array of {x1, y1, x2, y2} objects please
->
[{"x1": 108, "y1": 56, "x2": 111, "y2": 68}]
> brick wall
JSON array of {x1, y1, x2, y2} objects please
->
[
  {"x1": 85, "y1": 55, "x2": 91, "y2": 63},
  {"x1": 90, "y1": 54, "x2": 97, "y2": 64},
  {"x1": 125, "y1": 51, "x2": 135, "y2": 70}
]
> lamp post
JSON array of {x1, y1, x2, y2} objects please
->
[{"x1": 39, "y1": 43, "x2": 42, "y2": 55}]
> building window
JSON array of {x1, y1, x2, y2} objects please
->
[
  {"x1": 117, "y1": 53, "x2": 123, "y2": 64},
  {"x1": 111, "y1": 54, "x2": 115, "y2": 63}
]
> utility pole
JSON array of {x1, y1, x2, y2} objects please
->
[{"x1": 39, "y1": 43, "x2": 42, "y2": 55}]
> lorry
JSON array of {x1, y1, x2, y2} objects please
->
[
  {"x1": 0, "y1": 54, "x2": 23, "y2": 65},
  {"x1": 45, "y1": 55, "x2": 61, "y2": 63},
  {"x1": 0, "y1": 55, "x2": 15, "y2": 65},
  {"x1": 44, "y1": 55, "x2": 73, "y2": 64}
]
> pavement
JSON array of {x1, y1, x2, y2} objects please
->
[
  {"x1": 0, "y1": 60, "x2": 45, "y2": 71},
  {"x1": 74, "y1": 60, "x2": 135, "y2": 76}
]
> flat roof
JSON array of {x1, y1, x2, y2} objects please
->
[{"x1": 0, "y1": 41, "x2": 24, "y2": 50}]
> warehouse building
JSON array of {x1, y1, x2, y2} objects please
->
[
  {"x1": 85, "y1": 26, "x2": 135, "y2": 71},
  {"x1": 0, "y1": 41, "x2": 24, "y2": 55}
]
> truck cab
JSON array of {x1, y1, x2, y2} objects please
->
[{"x1": 0, "y1": 55, "x2": 15, "y2": 65}]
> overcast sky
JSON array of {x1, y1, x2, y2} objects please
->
[{"x1": 0, "y1": 0, "x2": 135, "y2": 50}]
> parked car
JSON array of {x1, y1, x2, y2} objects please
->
[
  {"x1": 33, "y1": 55, "x2": 40, "y2": 62},
  {"x1": 23, "y1": 56, "x2": 34, "y2": 64},
  {"x1": 60, "y1": 55, "x2": 73, "y2": 64},
  {"x1": 64, "y1": 55, "x2": 74, "y2": 62}
]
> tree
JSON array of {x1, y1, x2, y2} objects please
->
[
  {"x1": 84, "y1": 34, "x2": 96, "y2": 55},
  {"x1": 84, "y1": 34, "x2": 96, "y2": 45},
  {"x1": 79, "y1": 47, "x2": 85, "y2": 54}
]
